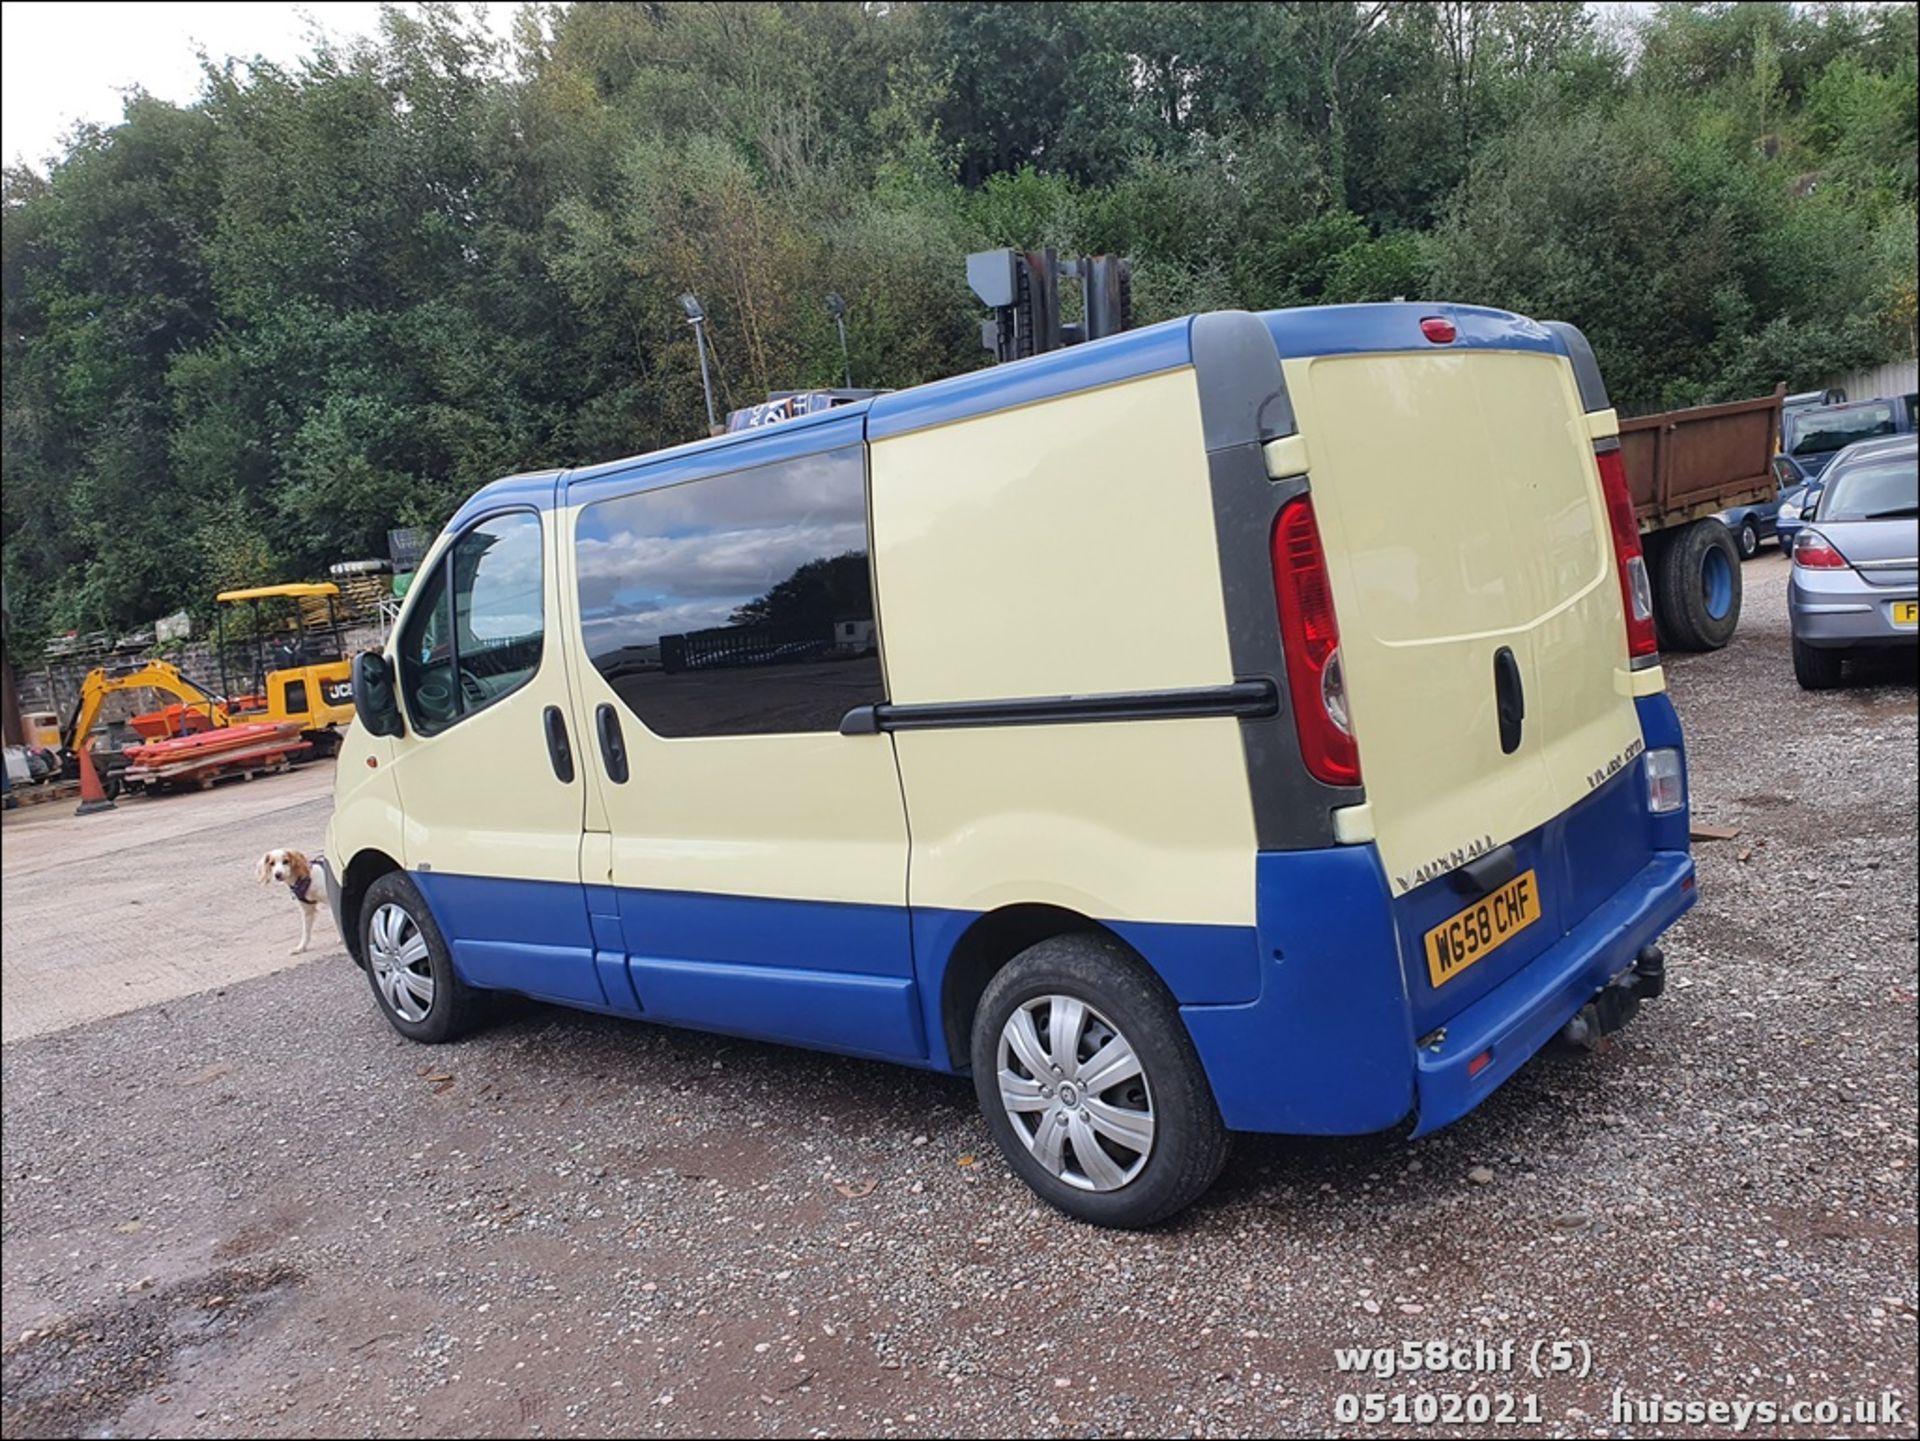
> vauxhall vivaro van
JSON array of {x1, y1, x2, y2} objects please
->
[{"x1": 322, "y1": 304, "x2": 1694, "y2": 1227}]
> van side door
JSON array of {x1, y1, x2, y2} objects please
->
[
  {"x1": 383, "y1": 499, "x2": 601, "y2": 1007},
  {"x1": 563, "y1": 421, "x2": 921, "y2": 1060}
]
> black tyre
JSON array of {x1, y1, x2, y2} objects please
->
[
  {"x1": 360, "y1": 871, "x2": 482, "y2": 1043},
  {"x1": 1655, "y1": 519, "x2": 1742, "y2": 652},
  {"x1": 1792, "y1": 636, "x2": 1845, "y2": 691},
  {"x1": 1736, "y1": 518, "x2": 1760, "y2": 560},
  {"x1": 971, "y1": 934, "x2": 1229, "y2": 1228}
]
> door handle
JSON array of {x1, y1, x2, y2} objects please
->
[
  {"x1": 1493, "y1": 646, "x2": 1525, "y2": 755},
  {"x1": 595, "y1": 702, "x2": 629, "y2": 783},
  {"x1": 543, "y1": 705, "x2": 574, "y2": 783}
]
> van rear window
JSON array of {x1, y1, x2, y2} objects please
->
[{"x1": 574, "y1": 445, "x2": 884, "y2": 737}]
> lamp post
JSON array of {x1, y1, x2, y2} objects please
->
[
  {"x1": 680, "y1": 292, "x2": 718, "y2": 434},
  {"x1": 825, "y1": 292, "x2": 852, "y2": 388}
]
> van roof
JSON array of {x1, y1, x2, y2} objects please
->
[{"x1": 450, "y1": 302, "x2": 1572, "y2": 526}]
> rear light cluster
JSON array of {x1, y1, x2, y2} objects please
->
[
  {"x1": 1792, "y1": 533, "x2": 1849, "y2": 569},
  {"x1": 1270, "y1": 498, "x2": 1361, "y2": 786},
  {"x1": 1593, "y1": 445, "x2": 1659, "y2": 663},
  {"x1": 1644, "y1": 747, "x2": 1685, "y2": 814}
]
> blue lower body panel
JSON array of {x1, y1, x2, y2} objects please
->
[
  {"x1": 616, "y1": 886, "x2": 925, "y2": 1062},
  {"x1": 410, "y1": 873, "x2": 927, "y2": 1062},
  {"x1": 1180, "y1": 847, "x2": 1416, "y2": 1135},
  {"x1": 412, "y1": 872, "x2": 607, "y2": 1008},
  {"x1": 625, "y1": 956, "x2": 925, "y2": 1063},
  {"x1": 1182, "y1": 838, "x2": 1693, "y2": 1137}
]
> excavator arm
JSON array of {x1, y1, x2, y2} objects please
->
[{"x1": 62, "y1": 661, "x2": 230, "y2": 755}]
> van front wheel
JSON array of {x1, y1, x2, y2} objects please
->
[
  {"x1": 360, "y1": 871, "x2": 480, "y2": 1043},
  {"x1": 971, "y1": 935, "x2": 1229, "y2": 1228}
]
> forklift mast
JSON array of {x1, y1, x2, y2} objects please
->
[{"x1": 967, "y1": 248, "x2": 1134, "y2": 364}]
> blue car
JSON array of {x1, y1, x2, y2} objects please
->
[
  {"x1": 1764, "y1": 395, "x2": 1918, "y2": 556},
  {"x1": 1778, "y1": 395, "x2": 1916, "y2": 485},
  {"x1": 1775, "y1": 483, "x2": 1818, "y2": 555},
  {"x1": 1720, "y1": 487, "x2": 1790, "y2": 559}
]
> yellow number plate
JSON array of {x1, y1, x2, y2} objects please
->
[
  {"x1": 1893, "y1": 601, "x2": 1919, "y2": 628},
  {"x1": 1424, "y1": 869, "x2": 1543, "y2": 989}
]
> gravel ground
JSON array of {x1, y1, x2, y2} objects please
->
[
  {"x1": 3, "y1": 554, "x2": 1915, "y2": 1439},
  {"x1": 1, "y1": 761, "x2": 339, "y2": 1043}
]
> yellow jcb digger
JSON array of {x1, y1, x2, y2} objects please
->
[
  {"x1": 213, "y1": 582, "x2": 357, "y2": 753},
  {"x1": 59, "y1": 583, "x2": 357, "y2": 796}
]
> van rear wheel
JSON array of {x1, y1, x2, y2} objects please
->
[
  {"x1": 970, "y1": 934, "x2": 1228, "y2": 1228},
  {"x1": 360, "y1": 871, "x2": 481, "y2": 1043}
]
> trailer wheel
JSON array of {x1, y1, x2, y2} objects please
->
[{"x1": 1655, "y1": 519, "x2": 1742, "y2": 652}]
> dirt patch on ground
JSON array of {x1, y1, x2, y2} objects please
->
[{"x1": 1, "y1": 1262, "x2": 302, "y2": 1439}]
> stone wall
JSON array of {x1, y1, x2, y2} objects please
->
[{"x1": 15, "y1": 623, "x2": 388, "y2": 729}]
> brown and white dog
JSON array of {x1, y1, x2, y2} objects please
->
[{"x1": 258, "y1": 848, "x2": 325, "y2": 955}]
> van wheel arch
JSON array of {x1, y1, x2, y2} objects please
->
[
  {"x1": 338, "y1": 849, "x2": 402, "y2": 967},
  {"x1": 940, "y1": 905, "x2": 1148, "y2": 1072}
]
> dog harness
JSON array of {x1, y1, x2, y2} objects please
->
[{"x1": 289, "y1": 874, "x2": 315, "y2": 904}]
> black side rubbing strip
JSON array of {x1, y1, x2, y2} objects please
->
[
  {"x1": 839, "y1": 680, "x2": 1278, "y2": 736},
  {"x1": 595, "y1": 702, "x2": 629, "y2": 783},
  {"x1": 543, "y1": 705, "x2": 575, "y2": 783},
  {"x1": 1493, "y1": 646, "x2": 1525, "y2": 755}
]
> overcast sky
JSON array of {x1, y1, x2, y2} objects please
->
[{"x1": 0, "y1": 1, "x2": 522, "y2": 171}]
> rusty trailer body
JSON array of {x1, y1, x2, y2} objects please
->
[{"x1": 1618, "y1": 385, "x2": 1783, "y2": 531}]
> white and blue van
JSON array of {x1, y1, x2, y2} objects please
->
[{"x1": 322, "y1": 304, "x2": 1694, "y2": 1227}]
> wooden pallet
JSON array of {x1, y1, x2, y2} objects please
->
[{"x1": 4, "y1": 779, "x2": 80, "y2": 808}]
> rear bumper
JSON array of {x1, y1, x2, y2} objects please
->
[
  {"x1": 1410, "y1": 851, "x2": 1693, "y2": 1135},
  {"x1": 1180, "y1": 843, "x2": 1695, "y2": 1137},
  {"x1": 1789, "y1": 578, "x2": 1919, "y2": 647}
]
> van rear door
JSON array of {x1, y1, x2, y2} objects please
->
[{"x1": 1281, "y1": 345, "x2": 1648, "y2": 1026}]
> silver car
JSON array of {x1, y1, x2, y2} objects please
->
[{"x1": 1787, "y1": 433, "x2": 1919, "y2": 689}]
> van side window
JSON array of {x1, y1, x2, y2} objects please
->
[
  {"x1": 397, "y1": 511, "x2": 546, "y2": 736},
  {"x1": 574, "y1": 444, "x2": 882, "y2": 737}
]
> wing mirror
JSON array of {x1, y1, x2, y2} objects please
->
[{"x1": 351, "y1": 651, "x2": 405, "y2": 736}]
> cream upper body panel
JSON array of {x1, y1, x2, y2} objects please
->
[
  {"x1": 325, "y1": 722, "x2": 403, "y2": 868},
  {"x1": 870, "y1": 365, "x2": 1258, "y2": 925},
  {"x1": 871, "y1": 367, "x2": 1237, "y2": 703},
  {"x1": 889, "y1": 719, "x2": 1260, "y2": 925}
]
